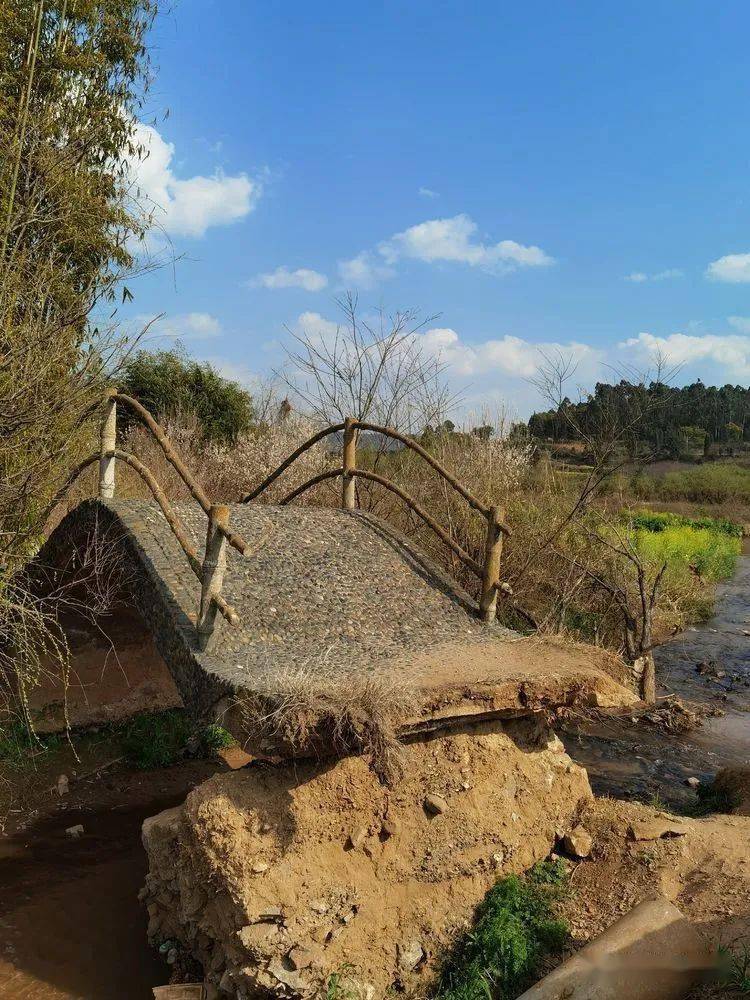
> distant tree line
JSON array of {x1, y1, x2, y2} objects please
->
[{"x1": 528, "y1": 380, "x2": 750, "y2": 457}]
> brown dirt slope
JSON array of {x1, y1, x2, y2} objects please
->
[
  {"x1": 559, "y1": 798, "x2": 750, "y2": 998},
  {"x1": 141, "y1": 718, "x2": 593, "y2": 998}
]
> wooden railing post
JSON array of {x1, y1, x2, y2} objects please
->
[
  {"x1": 99, "y1": 392, "x2": 117, "y2": 499},
  {"x1": 342, "y1": 417, "x2": 358, "y2": 510},
  {"x1": 480, "y1": 504, "x2": 504, "y2": 623},
  {"x1": 197, "y1": 504, "x2": 230, "y2": 650}
]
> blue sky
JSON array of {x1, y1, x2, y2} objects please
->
[{"x1": 125, "y1": 0, "x2": 750, "y2": 418}]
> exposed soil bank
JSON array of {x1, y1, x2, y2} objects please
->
[
  {"x1": 142, "y1": 718, "x2": 592, "y2": 998},
  {"x1": 559, "y1": 798, "x2": 750, "y2": 1000},
  {"x1": 0, "y1": 760, "x2": 218, "y2": 999}
]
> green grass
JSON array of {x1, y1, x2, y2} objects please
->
[
  {"x1": 1, "y1": 710, "x2": 238, "y2": 782},
  {"x1": 0, "y1": 719, "x2": 61, "y2": 769},
  {"x1": 121, "y1": 710, "x2": 194, "y2": 769},
  {"x1": 718, "y1": 945, "x2": 750, "y2": 994},
  {"x1": 198, "y1": 723, "x2": 235, "y2": 754},
  {"x1": 435, "y1": 860, "x2": 570, "y2": 1000},
  {"x1": 630, "y1": 464, "x2": 750, "y2": 505},
  {"x1": 325, "y1": 965, "x2": 358, "y2": 1000}
]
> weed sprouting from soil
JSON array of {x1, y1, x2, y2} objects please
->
[
  {"x1": 325, "y1": 965, "x2": 358, "y2": 1000},
  {"x1": 718, "y1": 944, "x2": 750, "y2": 995},
  {"x1": 199, "y1": 723, "x2": 235, "y2": 754},
  {"x1": 0, "y1": 719, "x2": 61, "y2": 769},
  {"x1": 121, "y1": 710, "x2": 193, "y2": 769},
  {"x1": 120, "y1": 712, "x2": 234, "y2": 770},
  {"x1": 435, "y1": 859, "x2": 570, "y2": 1000}
]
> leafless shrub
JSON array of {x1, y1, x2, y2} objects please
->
[
  {"x1": 355, "y1": 411, "x2": 534, "y2": 597},
  {"x1": 120, "y1": 403, "x2": 337, "y2": 505},
  {"x1": 2, "y1": 513, "x2": 133, "y2": 738}
]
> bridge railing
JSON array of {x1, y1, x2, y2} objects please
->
[
  {"x1": 48, "y1": 396, "x2": 511, "y2": 638},
  {"x1": 242, "y1": 417, "x2": 511, "y2": 622},
  {"x1": 46, "y1": 389, "x2": 249, "y2": 649}
]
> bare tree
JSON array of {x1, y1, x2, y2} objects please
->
[
  {"x1": 553, "y1": 514, "x2": 668, "y2": 699},
  {"x1": 278, "y1": 293, "x2": 458, "y2": 434}
]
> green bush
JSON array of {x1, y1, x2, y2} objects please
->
[
  {"x1": 121, "y1": 710, "x2": 193, "y2": 770},
  {"x1": 119, "y1": 348, "x2": 255, "y2": 445},
  {"x1": 435, "y1": 860, "x2": 570, "y2": 1000},
  {"x1": 199, "y1": 723, "x2": 235, "y2": 754}
]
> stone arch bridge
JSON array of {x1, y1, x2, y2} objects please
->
[{"x1": 27, "y1": 394, "x2": 635, "y2": 743}]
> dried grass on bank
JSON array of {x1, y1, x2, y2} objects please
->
[{"x1": 235, "y1": 666, "x2": 415, "y2": 784}]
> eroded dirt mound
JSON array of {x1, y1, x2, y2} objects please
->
[
  {"x1": 559, "y1": 797, "x2": 750, "y2": 986},
  {"x1": 141, "y1": 718, "x2": 592, "y2": 998}
]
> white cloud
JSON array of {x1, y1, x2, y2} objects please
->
[
  {"x1": 338, "y1": 251, "x2": 395, "y2": 290},
  {"x1": 728, "y1": 316, "x2": 750, "y2": 335},
  {"x1": 379, "y1": 214, "x2": 554, "y2": 272},
  {"x1": 283, "y1": 310, "x2": 607, "y2": 415},
  {"x1": 625, "y1": 268, "x2": 683, "y2": 282},
  {"x1": 252, "y1": 266, "x2": 328, "y2": 291},
  {"x1": 417, "y1": 326, "x2": 600, "y2": 379},
  {"x1": 706, "y1": 253, "x2": 750, "y2": 283},
  {"x1": 127, "y1": 123, "x2": 260, "y2": 239},
  {"x1": 134, "y1": 311, "x2": 222, "y2": 341},
  {"x1": 621, "y1": 331, "x2": 750, "y2": 378},
  {"x1": 203, "y1": 356, "x2": 258, "y2": 388},
  {"x1": 418, "y1": 187, "x2": 440, "y2": 199},
  {"x1": 291, "y1": 310, "x2": 341, "y2": 343}
]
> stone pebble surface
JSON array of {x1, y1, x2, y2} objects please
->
[{"x1": 107, "y1": 499, "x2": 511, "y2": 693}]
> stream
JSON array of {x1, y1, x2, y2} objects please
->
[{"x1": 561, "y1": 541, "x2": 750, "y2": 807}]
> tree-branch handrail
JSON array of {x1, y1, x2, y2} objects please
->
[
  {"x1": 110, "y1": 390, "x2": 250, "y2": 556},
  {"x1": 241, "y1": 422, "x2": 346, "y2": 502},
  {"x1": 240, "y1": 415, "x2": 510, "y2": 537},
  {"x1": 44, "y1": 449, "x2": 238, "y2": 627},
  {"x1": 278, "y1": 467, "x2": 345, "y2": 506},
  {"x1": 278, "y1": 466, "x2": 483, "y2": 578},
  {"x1": 353, "y1": 420, "x2": 505, "y2": 528},
  {"x1": 351, "y1": 468, "x2": 484, "y2": 577}
]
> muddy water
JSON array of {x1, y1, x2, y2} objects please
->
[
  {"x1": 0, "y1": 761, "x2": 218, "y2": 1000},
  {"x1": 561, "y1": 542, "x2": 750, "y2": 807}
]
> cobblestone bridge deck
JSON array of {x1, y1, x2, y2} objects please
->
[{"x1": 38, "y1": 499, "x2": 635, "y2": 738}]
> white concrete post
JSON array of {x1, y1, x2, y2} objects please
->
[
  {"x1": 99, "y1": 393, "x2": 117, "y2": 499},
  {"x1": 197, "y1": 504, "x2": 230, "y2": 650}
]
